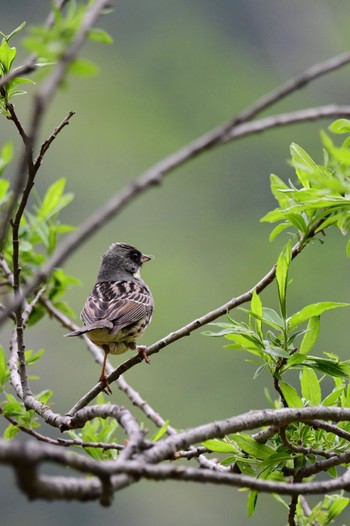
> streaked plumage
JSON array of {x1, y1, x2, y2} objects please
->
[{"x1": 66, "y1": 242, "x2": 154, "y2": 393}]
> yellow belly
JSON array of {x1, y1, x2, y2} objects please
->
[{"x1": 85, "y1": 327, "x2": 139, "y2": 355}]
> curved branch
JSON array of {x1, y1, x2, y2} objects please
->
[
  {"x1": 1, "y1": 106, "x2": 349, "y2": 328},
  {"x1": 143, "y1": 406, "x2": 350, "y2": 464},
  {"x1": 2, "y1": 438, "x2": 350, "y2": 503}
]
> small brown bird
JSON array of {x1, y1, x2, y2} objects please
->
[{"x1": 66, "y1": 242, "x2": 154, "y2": 393}]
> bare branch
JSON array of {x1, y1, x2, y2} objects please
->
[
  {"x1": 34, "y1": 110, "x2": 75, "y2": 170},
  {"x1": 2, "y1": 438, "x2": 350, "y2": 502}
]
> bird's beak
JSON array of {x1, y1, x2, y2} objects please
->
[{"x1": 141, "y1": 253, "x2": 153, "y2": 264}]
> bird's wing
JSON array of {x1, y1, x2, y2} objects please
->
[
  {"x1": 81, "y1": 280, "x2": 153, "y2": 333},
  {"x1": 65, "y1": 319, "x2": 113, "y2": 337}
]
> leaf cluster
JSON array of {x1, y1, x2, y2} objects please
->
[
  {"x1": 262, "y1": 120, "x2": 350, "y2": 255},
  {"x1": 0, "y1": 23, "x2": 34, "y2": 116},
  {"x1": 23, "y1": 1, "x2": 113, "y2": 78}
]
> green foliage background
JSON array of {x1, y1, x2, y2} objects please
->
[{"x1": 1, "y1": 1, "x2": 350, "y2": 525}]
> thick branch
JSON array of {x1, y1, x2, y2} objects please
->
[{"x1": 2, "y1": 439, "x2": 350, "y2": 502}]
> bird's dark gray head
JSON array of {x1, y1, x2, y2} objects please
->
[{"x1": 96, "y1": 242, "x2": 152, "y2": 282}]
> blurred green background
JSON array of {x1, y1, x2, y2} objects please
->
[{"x1": 1, "y1": 1, "x2": 350, "y2": 524}]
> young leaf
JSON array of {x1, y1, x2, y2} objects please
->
[
  {"x1": 279, "y1": 381, "x2": 304, "y2": 408},
  {"x1": 290, "y1": 142, "x2": 322, "y2": 186},
  {"x1": 328, "y1": 119, "x2": 350, "y2": 135},
  {"x1": 288, "y1": 302, "x2": 349, "y2": 331},
  {"x1": 300, "y1": 368, "x2": 321, "y2": 405},
  {"x1": 262, "y1": 307, "x2": 284, "y2": 329},
  {"x1": 231, "y1": 434, "x2": 275, "y2": 460},
  {"x1": 322, "y1": 385, "x2": 344, "y2": 407},
  {"x1": 202, "y1": 439, "x2": 238, "y2": 454},
  {"x1": 299, "y1": 316, "x2": 320, "y2": 355},
  {"x1": 327, "y1": 495, "x2": 350, "y2": 522},
  {"x1": 269, "y1": 223, "x2": 289, "y2": 242},
  {"x1": 251, "y1": 291, "x2": 263, "y2": 338},
  {"x1": 0, "y1": 40, "x2": 16, "y2": 73},
  {"x1": 3, "y1": 424, "x2": 20, "y2": 440},
  {"x1": 305, "y1": 358, "x2": 349, "y2": 378},
  {"x1": 152, "y1": 420, "x2": 170, "y2": 442},
  {"x1": 1, "y1": 22, "x2": 26, "y2": 43},
  {"x1": 88, "y1": 28, "x2": 113, "y2": 44},
  {"x1": 247, "y1": 490, "x2": 258, "y2": 517},
  {"x1": 0, "y1": 141, "x2": 13, "y2": 176},
  {"x1": 36, "y1": 178, "x2": 74, "y2": 220},
  {"x1": 25, "y1": 348, "x2": 45, "y2": 366},
  {"x1": 346, "y1": 239, "x2": 350, "y2": 258},
  {"x1": 0, "y1": 346, "x2": 10, "y2": 390},
  {"x1": 276, "y1": 242, "x2": 291, "y2": 318}
]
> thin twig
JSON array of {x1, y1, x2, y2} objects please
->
[
  {"x1": 34, "y1": 110, "x2": 75, "y2": 170},
  {"x1": 280, "y1": 427, "x2": 335, "y2": 459},
  {"x1": 0, "y1": 0, "x2": 71, "y2": 247}
]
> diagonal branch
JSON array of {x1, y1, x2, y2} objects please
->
[
  {"x1": 1, "y1": 102, "x2": 348, "y2": 330},
  {"x1": 67, "y1": 217, "x2": 323, "y2": 412}
]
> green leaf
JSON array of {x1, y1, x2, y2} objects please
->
[
  {"x1": 0, "y1": 346, "x2": 10, "y2": 390},
  {"x1": 288, "y1": 302, "x2": 350, "y2": 331},
  {"x1": 152, "y1": 420, "x2": 170, "y2": 442},
  {"x1": 247, "y1": 491, "x2": 258, "y2": 517},
  {"x1": 279, "y1": 381, "x2": 303, "y2": 408},
  {"x1": 286, "y1": 213, "x2": 307, "y2": 233},
  {"x1": 36, "y1": 389, "x2": 53, "y2": 405},
  {"x1": 0, "y1": 179, "x2": 10, "y2": 205},
  {"x1": 68, "y1": 58, "x2": 99, "y2": 77},
  {"x1": 3, "y1": 423, "x2": 20, "y2": 440},
  {"x1": 0, "y1": 40, "x2": 16, "y2": 73},
  {"x1": 231, "y1": 434, "x2": 275, "y2": 460},
  {"x1": 269, "y1": 174, "x2": 290, "y2": 207},
  {"x1": 327, "y1": 496, "x2": 349, "y2": 522},
  {"x1": 26, "y1": 212, "x2": 49, "y2": 248},
  {"x1": 25, "y1": 348, "x2": 45, "y2": 366},
  {"x1": 260, "y1": 208, "x2": 285, "y2": 223},
  {"x1": 300, "y1": 368, "x2": 321, "y2": 405},
  {"x1": 258, "y1": 451, "x2": 294, "y2": 471},
  {"x1": 88, "y1": 28, "x2": 113, "y2": 44},
  {"x1": 0, "y1": 141, "x2": 13, "y2": 176},
  {"x1": 328, "y1": 119, "x2": 350, "y2": 135},
  {"x1": 1, "y1": 22, "x2": 26, "y2": 43},
  {"x1": 261, "y1": 307, "x2": 284, "y2": 329},
  {"x1": 290, "y1": 142, "x2": 322, "y2": 186},
  {"x1": 251, "y1": 291, "x2": 263, "y2": 338},
  {"x1": 322, "y1": 385, "x2": 344, "y2": 406},
  {"x1": 299, "y1": 316, "x2": 320, "y2": 355},
  {"x1": 269, "y1": 223, "x2": 289, "y2": 242},
  {"x1": 276, "y1": 242, "x2": 291, "y2": 318},
  {"x1": 305, "y1": 358, "x2": 349, "y2": 378},
  {"x1": 202, "y1": 439, "x2": 238, "y2": 454},
  {"x1": 36, "y1": 178, "x2": 74, "y2": 220}
]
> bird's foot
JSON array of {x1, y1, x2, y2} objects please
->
[
  {"x1": 99, "y1": 373, "x2": 113, "y2": 395},
  {"x1": 137, "y1": 345, "x2": 150, "y2": 364}
]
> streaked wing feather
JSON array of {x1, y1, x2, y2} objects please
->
[{"x1": 81, "y1": 280, "x2": 153, "y2": 333}]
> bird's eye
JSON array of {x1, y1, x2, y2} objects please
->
[{"x1": 130, "y1": 250, "x2": 140, "y2": 263}]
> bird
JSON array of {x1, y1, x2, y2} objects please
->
[{"x1": 66, "y1": 242, "x2": 154, "y2": 394}]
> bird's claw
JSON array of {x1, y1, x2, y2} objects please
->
[
  {"x1": 137, "y1": 345, "x2": 150, "y2": 364},
  {"x1": 99, "y1": 375, "x2": 113, "y2": 395}
]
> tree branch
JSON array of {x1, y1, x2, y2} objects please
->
[{"x1": 2, "y1": 438, "x2": 350, "y2": 503}]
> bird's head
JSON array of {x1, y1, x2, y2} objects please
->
[{"x1": 97, "y1": 242, "x2": 152, "y2": 282}]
